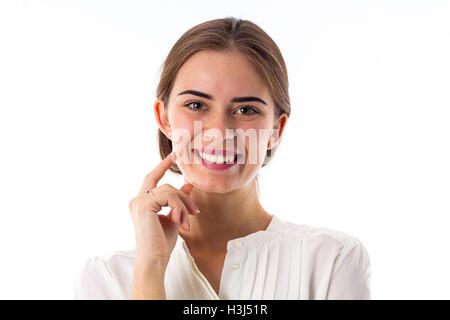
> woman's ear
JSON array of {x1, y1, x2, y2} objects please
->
[
  {"x1": 154, "y1": 99, "x2": 172, "y2": 139},
  {"x1": 268, "y1": 113, "x2": 288, "y2": 150}
]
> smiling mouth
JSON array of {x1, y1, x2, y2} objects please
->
[{"x1": 193, "y1": 149, "x2": 240, "y2": 164}]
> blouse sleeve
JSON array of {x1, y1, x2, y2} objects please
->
[
  {"x1": 74, "y1": 256, "x2": 123, "y2": 300},
  {"x1": 326, "y1": 236, "x2": 371, "y2": 300}
]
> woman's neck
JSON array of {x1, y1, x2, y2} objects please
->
[{"x1": 178, "y1": 178, "x2": 272, "y2": 253}]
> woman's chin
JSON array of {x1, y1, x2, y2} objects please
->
[
  {"x1": 180, "y1": 169, "x2": 238, "y2": 193},
  {"x1": 192, "y1": 178, "x2": 237, "y2": 193}
]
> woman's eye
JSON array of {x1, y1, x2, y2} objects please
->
[
  {"x1": 183, "y1": 101, "x2": 259, "y2": 115},
  {"x1": 184, "y1": 101, "x2": 207, "y2": 111},
  {"x1": 235, "y1": 106, "x2": 260, "y2": 115}
]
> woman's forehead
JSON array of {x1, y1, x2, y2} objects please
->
[{"x1": 172, "y1": 50, "x2": 270, "y2": 99}]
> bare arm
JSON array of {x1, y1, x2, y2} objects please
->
[{"x1": 132, "y1": 263, "x2": 167, "y2": 300}]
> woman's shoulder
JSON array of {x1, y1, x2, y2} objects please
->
[
  {"x1": 82, "y1": 247, "x2": 137, "y2": 275},
  {"x1": 75, "y1": 248, "x2": 137, "y2": 299},
  {"x1": 97, "y1": 248, "x2": 137, "y2": 263},
  {"x1": 272, "y1": 215, "x2": 368, "y2": 253}
]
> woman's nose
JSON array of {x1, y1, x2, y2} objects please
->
[
  {"x1": 206, "y1": 112, "x2": 234, "y2": 131},
  {"x1": 203, "y1": 116, "x2": 236, "y2": 142}
]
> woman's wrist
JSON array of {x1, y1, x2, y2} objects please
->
[{"x1": 134, "y1": 257, "x2": 167, "y2": 274}]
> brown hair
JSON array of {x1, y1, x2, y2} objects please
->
[{"x1": 156, "y1": 16, "x2": 291, "y2": 174}]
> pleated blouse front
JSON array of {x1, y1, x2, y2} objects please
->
[{"x1": 75, "y1": 215, "x2": 371, "y2": 300}]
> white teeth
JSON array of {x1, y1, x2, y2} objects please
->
[
  {"x1": 199, "y1": 152, "x2": 235, "y2": 164},
  {"x1": 226, "y1": 155, "x2": 236, "y2": 163}
]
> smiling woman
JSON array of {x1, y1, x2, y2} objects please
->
[
  {"x1": 155, "y1": 17, "x2": 290, "y2": 180},
  {"x1": 74, "y1": 16, "x2": 371, "y2": 300}
]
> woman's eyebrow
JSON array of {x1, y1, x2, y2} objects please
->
[{"x1": 177, "y1": 89, "x2": 267, "y2": 105}]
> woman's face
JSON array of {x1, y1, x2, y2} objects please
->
[{"x1": 155, "y1": 49, "x2": 287, "y2": 193}]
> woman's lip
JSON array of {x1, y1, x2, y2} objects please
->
[
  {"x1": 193, "y1": 149, "x2": 238, "y2": 170},
  {"x1": 194, "y1": 147, "x2": 239, "y2": 157}
]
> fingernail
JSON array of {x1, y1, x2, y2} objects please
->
[{"x1": 191, "y1": 204, "x2": 200, "y2": 214}]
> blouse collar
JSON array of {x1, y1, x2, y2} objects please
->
[{"x1": 177, "y1": 214, "x2": 281, "y2": 254}]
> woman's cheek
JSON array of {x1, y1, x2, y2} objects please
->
[
  {"x1": 255, "y1": 128, "x2": 271, "y2": 165},
  {"x1": 171, "y1": 125, "x2": 194, "y2": 163},
  {"x1": 238, "y1": 124, "x2": 268, "y2": 162}
]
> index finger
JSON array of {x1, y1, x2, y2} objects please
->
[{"x1": 139, "y1": 151, "x2": 177, "y2": 194}]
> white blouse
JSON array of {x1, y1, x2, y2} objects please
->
[{"x1": 74, "y1": 215, "x2": 371, "y2": 300}]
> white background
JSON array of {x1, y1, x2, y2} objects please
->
[{"x1": 0, "y1": 0, "x2": 449, "y2": 299}]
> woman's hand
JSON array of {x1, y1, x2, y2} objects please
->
[{"x1": 128, "y1": 152, "x2": 200, "y2": 273}]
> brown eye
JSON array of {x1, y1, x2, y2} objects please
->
[
  {"x1": 184, "y1": 100, "x2": 207, "y2": 111},
  {"x1": 235, "y1": 106, "x2": 260, "y2": 115}
]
